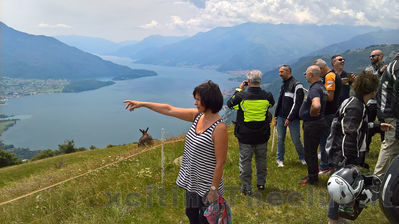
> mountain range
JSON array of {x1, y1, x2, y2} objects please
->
[
  {"x1": 0, "y1": 22, "x2": 155, "y2": 80},
  {"x1": 60, "y1": 23, "x2": 399, "y2": 74}
]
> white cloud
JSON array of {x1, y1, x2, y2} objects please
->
[
  {"x1": 38, "y1": 23, "x2": 72, "y2": 28},
  {"x1": 139, "y1": 20, "x2": 159, "y2": 29},
  {"x1": 2, "y1": 0, "x2": 398, "y2": 41},
  {"x1": 176, "y1": 0, "x2": 399, "y2": 32}
]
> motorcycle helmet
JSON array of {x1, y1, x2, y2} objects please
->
[
  {"x1": 379, "y1": 155, "x2": 399, "y2": 224},
  {"x1": 327, "y1": 165, "x2": 364, "y2": 204}
]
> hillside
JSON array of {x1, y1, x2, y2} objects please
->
[
  {"x1": 308, "y1": 30, "x2": 399, "y2": 57},
  {"x1": 111, "y1": 35, "x2": 188, "y2": 59},
  {"x1": 0, "y1": 22, "x2": 155, "y2": 80},
  {"x1": 54, "y1": 35, "x2": 138, "y2": 55},
  {"x1": 133, "y1": 23, "x2": 379, "y2": 72},
  {"x1": 0, "y1": 126, "x2": 387, "y2": 223}
]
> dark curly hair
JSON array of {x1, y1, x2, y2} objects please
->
[
  {"x1": 352, "y1": 70, "x2": 380, "y2": 97},
  {"x1": 193, "y1": 80, "x2": 223, "y2": 113}
]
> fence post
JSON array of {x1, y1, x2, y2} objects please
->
[{"x1": 161, "y1": 128, "x2": 165, "y2": 184}]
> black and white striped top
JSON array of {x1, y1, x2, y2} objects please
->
[{"x1": 176, "y1": 113, "x2": 224, "y2": 197}]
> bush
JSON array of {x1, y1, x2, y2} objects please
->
[
  {"x1": 32, "y1": 149, "x2": 57, "y2": 161},
  {"x1": 58, "y1": 140, "x2": 76, "y2": 154},
  {"x1": 0, "y1": 149, "x2": 21, "y2": 168}
]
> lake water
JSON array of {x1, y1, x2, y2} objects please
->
[{"x1": 0, "y1": 57, "x2": 237, "y2": 150}]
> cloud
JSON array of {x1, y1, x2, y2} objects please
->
[
  {"x1": 38, "y1": 23, "x2": 72, "y2": 28},
  {"x1": 174, "y1": 0, "x2": 399, "y2": 32},
  {"x1": 139, "y1": 20, "x2": 159, "y2": 29}
]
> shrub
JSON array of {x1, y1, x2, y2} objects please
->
[
  {"x1": 58, "y1": 140, "x2": 76, "y2": 154},
  {"x1": 32, "y1": 149, "x2": 56, "y2": 161},
  {"x1": 0, "y1": 149, "x2": 21, "y2": 168}
]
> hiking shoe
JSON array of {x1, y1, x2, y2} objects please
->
[
  {"x1": 300, "y1": 159, "x2": 307, "y2": 165},
  {"x1": 241, "y1": 189, "x2": 252, "y2": 196},
  {"x1": 299, "y1": 177, "x2": 318, "y2": 186},
  {"x1": 318, "y1": 167, "x2": 335, "y2": 175},
  {"x1": 276, "y1": 159, "x2": 284, "y2": 167},
  {"x1": 257, "y1": 185, "x2": 265, "y2": 191}
]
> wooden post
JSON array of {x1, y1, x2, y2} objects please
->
[{"x1": 161, "y1": 128, "x2": 165, "y2": 184}]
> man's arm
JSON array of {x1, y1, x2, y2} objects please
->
[
  {"x1": 310, "y1": 97, "x2": 321, "y2": 117},
  {"x1": 325, "y1": 73, "x2": 336, "y2": 102},
  {"x1": 287, "y1": 83, "x2": 304, "y2": 121}
]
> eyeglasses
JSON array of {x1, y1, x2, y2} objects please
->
[
  {"x1": 337, "y1": 58, "x2": 345, "y2": 62},
  {"x1": 369, "y1": 55, "x2": 379, "y2": 58}
]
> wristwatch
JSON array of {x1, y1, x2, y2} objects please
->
[{"x1": 210, "y1": 186, "x2": 217, "y2": 191}]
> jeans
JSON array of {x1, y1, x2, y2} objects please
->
[
  {"x1": 319, "y1": 114, "x2": 335, "y2": 170},
  {"x1": 239, "y1": 142, "x2": 268, "y2": 191},
  {"x1": 374, "y1": 118, "x2": 399, "y2": 178},
  {"x1": 303, "y1": 118, "x2": 326, "y2": 182},
  {"x1": 276, "y1": 117, "x2": 305, "y2": 161}
]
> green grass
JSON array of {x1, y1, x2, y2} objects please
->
[{"x1": 0, "y1": 126, "x2": 389, "y2": 224}]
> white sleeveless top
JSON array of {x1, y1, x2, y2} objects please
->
[{"x1": 176, "y1": 113, "x2": 224, "y2": 197}]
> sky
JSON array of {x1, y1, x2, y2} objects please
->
[{"x1": 1, "y1": 0, "x2": 399, "y2": 42}]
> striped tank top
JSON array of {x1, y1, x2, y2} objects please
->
[{"x1": 176, "y1": 113, "x2": 224, "y2": 197}]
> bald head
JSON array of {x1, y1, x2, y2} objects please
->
[{"x1": 305, "y1": 65, "x2": 321, "y2": 83}]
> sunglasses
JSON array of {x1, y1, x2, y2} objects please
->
[
  {"x1": 337, "y1": 58, "x2": 345, "y2": 62},
  {"x1": 369, "y1": 55, "x2": 379, "y2": 58}
]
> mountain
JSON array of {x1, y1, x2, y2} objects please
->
[
  {"x1": 308, "y1": 30, "x2": 399, "y2": 56},
  {"x1": 133, "y1": 23, "x2": 379, "y2": 72},
  {"x1": 0, "y1": 22, "x2": 155, "y2": 80},
  {"x1": 110, "y1": 35, "x2": 188, "y2": 59},
  {"x1": 54, "y1": 35, "x2": 138, "y2": 55}
]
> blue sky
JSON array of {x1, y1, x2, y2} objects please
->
[{"x1": 1, "y1": 0, "x2": 398, "y2": 42}]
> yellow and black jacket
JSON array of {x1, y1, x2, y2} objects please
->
[{"x1": 227, "y1": 87, "x2": 274, "y2": 144}]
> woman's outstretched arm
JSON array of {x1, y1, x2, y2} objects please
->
[{"x1": 123, "y1": 100, "x2": 198, "y2": 122}]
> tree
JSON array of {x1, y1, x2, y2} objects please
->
[
  {"x1": 32, "y1": 149, "x2": 56, "y2": 161},
  {"x1": 58, "y1": 140, "x2": 76, "y2": 154},
  {"x1": 0, "y1": 149, "x2": 21, "y2": 168}
]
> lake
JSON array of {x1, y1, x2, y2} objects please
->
[{"x1": 0, "y1": 58, "x2": 238, "y2": 150}]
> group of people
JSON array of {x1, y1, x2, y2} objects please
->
[{"x1": 123, "y1": 49, "x2": 399, "y2": 224}]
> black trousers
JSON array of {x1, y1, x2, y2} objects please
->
[
  {"x1": 303, "y1": 118, "x2": 327, "y2": 182},
  {"x1": 185, "y1": 191, "x2": 209, "y2": 224}
]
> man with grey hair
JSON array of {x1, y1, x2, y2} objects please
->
[
  {"x1": 314, "y1": 59, "x2": 342, "y2": 175},
  {"x1": 227, "y1": 69, "x2": 275, "y2": 195}
]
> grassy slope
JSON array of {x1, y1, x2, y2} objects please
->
[{"x1": 0, "y1": 126, "x2": 388, "y2": 224}]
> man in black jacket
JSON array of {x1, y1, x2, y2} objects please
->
[
  {"x1": 374, "y1": 53, "x2": 399, "y2": 179},
  {"x1": 274, "y1": 65, "x2": 306, "y2": 167},
  {"x1": 325, "y1": 71, "x2": 393, "y2": 224},
  {"x1": 227, "y1": 70, "x2": 275, "y2": 195}
]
